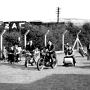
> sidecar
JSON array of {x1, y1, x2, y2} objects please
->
[{"x1": 63, "y1": 56, "x2": 75, "y2": 66}]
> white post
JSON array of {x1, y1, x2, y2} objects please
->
[
  {"x1": 45, "y1": 30, "x2": 50, "y2": 47},
  {"x1": 62, "y1": 30, "x2": 67, "y2": 52},
  {"x1": 77, "y1": 30, "x2": 81, "y2": 37},
  {"x1": 0, "y1": 29, "x2": 6, "y2": 58},
  {"x1": 45, "y1": 35, "x2": 46, "y2": 47},
  {"x1": 77, "y1": 30, "x2": 81, "y2": 50},
  {"x1": 62, "y1": 34, "x2": 64, "y2": 52},
  {"x1": 72, "y1": 39, "x2": 77, "y2": 50},
  {"x1": 24, "y1": 30, "x2": 30, "y2": 48}
]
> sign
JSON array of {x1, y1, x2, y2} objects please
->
[{"x1": 4, "y1": 21, "x2": 25, "y2": 31}]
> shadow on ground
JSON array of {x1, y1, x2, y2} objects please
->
[
  {"x1": 0, "y1": 74, "x2": 90, "y2": 90},
  {"x1": 75, "y1": 60, "x2": 90, "y2": 69},
  {"x1": 0, "y1": 61, "x2": 38, "y2": 71},
  {"x1": 75, "y1": 65, "x2": 90, "y2": 69},
  {"x1": 0, "y1": 61, "x2": 59, "y2": 71}
]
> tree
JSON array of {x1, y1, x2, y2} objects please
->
[
  {"x1": 80, "y1": 23, "x2": 90, "y2": 60},
  {"x1": 26, "y1": 24, "x2": 48, "y2": 49},
  {"x1": 3, "y1": 31, "x2": 22, "y2": 50},
  {"x1": 46, "y1": 23, "x2": 66, "y2": 50},
  {"x1": 80, "y1": 23, "x2": 90, "y2": 45}
]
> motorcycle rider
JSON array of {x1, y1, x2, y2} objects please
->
[
  {"x1": 26, "y1": 40, "x2": 35, "y2": 53},
  {"x1": 26, "y1": 40, "x2": 35, "y2": 65},
  {"x1": 65, "y1": 46, "x2": 76, "y2": 66},
  {"x1": 64, "y1": 43, "x2": 69, "y2": 55},
  {"x1": 45, "y1": 41, "x2": 56, "y2": 62}
]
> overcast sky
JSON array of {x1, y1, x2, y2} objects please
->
[{"x1": 0, "y1": 0, "x2": 90, "y2": 22}]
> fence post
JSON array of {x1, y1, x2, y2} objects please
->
[
  {"x1": 62, "y1": 30, "x2": 67, "y2": 52},
  {"x1": 0, "y1": 30, "x2": 6, "y2": 58},
  {"x1": 45, "y1": 30, "x2": 50, "y2": 47},
  {"x1": 24, "y1": 30, "x2": 30, "y2": 48}
]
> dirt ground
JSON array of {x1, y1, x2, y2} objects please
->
[{"x1": 0, "y1": 52, "x2": 90, "y2": 90}]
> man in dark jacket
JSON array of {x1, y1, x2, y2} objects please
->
[
  {"x1": 65, "y1": 46, "x2": 76, "y2": 66},
  {"x1": 25, "y1": 40, "x2": 35, "y2": 66},
  {"x1": 64, "y1": 43, "x2": 69, "y2": 55},
  {"x1": 87, "y1": 43, "x2": 90, "y2": 60},
  {"x1": 8, "y1": 46, "x2": 14, "y2": 64},
  {"x1": 26, "y1": 40, "x2": 35, "y2": 53},
  {"x1": 45, "y1": 41, "x2": 56, "y2": 59}
]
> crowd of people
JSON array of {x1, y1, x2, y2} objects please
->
[
  {"x1": 1, "y1": 38, "x2": 88, "y2": 70},
  {"x1": 2, "y1": 44, "x2": 22, "y2": 64},
  {"x1": 2, "y1": 39, "x2": 77, "y2": 64},
  {"x1": 4, "y1": 38, "x2": 88, "y2": 67},
  {"x1": 2, "y1": 40, "x2": 56, "y2": 64}
]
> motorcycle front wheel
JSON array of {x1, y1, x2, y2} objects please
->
[{"x1": 37, "y1": 58, "x2": 44, "y2": 71}]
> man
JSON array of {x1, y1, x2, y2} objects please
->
[
  {"x1": 2, "y1": 46, "x2": 7, "y2": 62},
  {"x1": 64, "y1": 43, "x2": 69, "y2": 55},
  {"x1": 26, "y1": 40, "x2": 35, "y2": 53},
  {"x1": 26, "y1": 40, "x2": 35, "y2": 66},
  {"x1": 87, "y1": 43, "x2": 90, "y2": 60},
  {"x1": 8, "y1": 46, "x2": 14, "y2": 64},
  {"x1": 45, "y1": 41, "x2": 56, "y2": 60},
  {"x1": 14, "y1": 45, "x2": 20, "y2": 62},
  {"x1": 66, "y1": 46, "x2": 76, "y2": 66}
]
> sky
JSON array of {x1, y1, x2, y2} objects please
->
[{"x1": 0, "y1": 0, "x2": 90, "y2": 22}]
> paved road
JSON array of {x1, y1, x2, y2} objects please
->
[{"x1": 0, "y1": 52, "x2": 90, "y2": 84}]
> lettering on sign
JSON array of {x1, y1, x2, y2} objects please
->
[
  {"x1": 12, "y1": 23, "x2": 17, "y2": 29},
  {"x1": 4, "y1": 22, "x2": 25, "y2": 30},
  {"x1": 19, "y1": 22, "x2": 25, "y2": 28},
  {"x1": 5, "y1": 23, "x2": 9, "y2": 29}
]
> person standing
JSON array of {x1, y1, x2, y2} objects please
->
[
  {"x1": 8, "y1": 46, "x2": 14, "y2": 64},
  {"x1": 87, "y1": 43, "x2": 90, "y2": 60},
  {"x1": 14, "y1": 45, "x2": 20, "y2": 62},
  {"x1": 2, "y1": 46, "x2": 7, "y2": 62}
]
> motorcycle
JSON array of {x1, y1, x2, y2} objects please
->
[
  {"x1": 25, "y1": 50, "x2": 40, "y2": 67},
  {"x1": 37, "y1": 49, "x2": 58, "y2": 71}
]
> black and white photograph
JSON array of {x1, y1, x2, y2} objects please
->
[{"x1": 0, "y1": 0, "x2": 90, "y2": 90}]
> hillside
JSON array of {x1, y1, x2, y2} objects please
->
[{"x1": 60, "y1": 18, "x2": 90, "y2": 26}]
